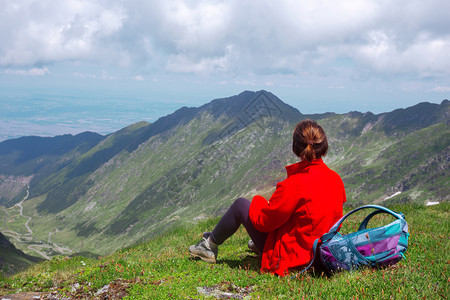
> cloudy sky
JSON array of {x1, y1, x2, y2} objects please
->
[{"x1": 1, "y1": 0, "x2": 449, "y2": 116}]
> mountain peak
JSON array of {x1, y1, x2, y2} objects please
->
[
  {"x1": 201, "y1": 90, "x2": 302, "y2": 121},
  {"x1": 200, "y1": 90, "x2": 302, "y2": 145}
]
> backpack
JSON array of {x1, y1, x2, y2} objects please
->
[{"x1": 300, "y1": 205, "x2": 409, "y2": 274}]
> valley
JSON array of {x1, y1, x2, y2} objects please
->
[{"x1": 1, "y1": 186, "x2": 73, "y2": 260}]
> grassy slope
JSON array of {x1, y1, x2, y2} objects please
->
[
  {"x1": 1, "y1": 203, "x2": 448, "y2": 299},
  {"x1": 323, "y1": 116, "x2": 449, "y2": 205}
]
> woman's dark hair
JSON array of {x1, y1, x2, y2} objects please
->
[{"x1": 292, "y1": 119, "x2": 328, "y2": 162}]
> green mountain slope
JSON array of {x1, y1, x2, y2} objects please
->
[
  {"x1": 0, "y1": 91, "x2": 448, "y2": 259},
  {"x1": 0, "y1": 232, "x2": 42, "y2": 276},
  {"x1": 0, "y1": 132, "x2": 104, "y2": 207}
]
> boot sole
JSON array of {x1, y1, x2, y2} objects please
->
[{"x1": 189, "y1": 252, "x2": 216, "y2": 263}]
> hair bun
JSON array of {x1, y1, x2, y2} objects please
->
[{"x1": 292, "y1": 119, "x2": 328, "y2": 162}]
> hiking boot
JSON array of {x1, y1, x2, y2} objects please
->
[
  {"x1": 248, "y1": 240, "x2": 260, "y2": 255},
  {"x1": 189, "y1": 236, "x2": 218, "y2": 263}
]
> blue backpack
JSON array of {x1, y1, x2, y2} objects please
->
[{"x1": 301, "y1": 205, "x2": 409, "y2": 274}]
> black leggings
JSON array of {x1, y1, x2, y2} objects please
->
[{"x1": 210, "y1": 198, "x2": 268, "y2": 255}]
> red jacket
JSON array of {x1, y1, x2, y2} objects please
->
[{"x1": 249, "y1": 158, "x2": 346, "y2": 276}]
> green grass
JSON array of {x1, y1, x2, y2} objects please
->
[{"x1": 1, "y1": 203, "x2": 448, "y2": 299}]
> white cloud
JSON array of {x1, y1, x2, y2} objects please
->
[
  {"x1": 134, "y1": 75, "x2": 144, "y2": 81},
  {"x1": 4, "y1": 67, "x2": 50, "y2": 76},
  {"x1": 100, "y1": 70, "x2": 115, "y2": 80},
  {"x1": 166, "y1": 52, "x2": 230, "y2": 75},
  {"x1": 354, "y1": 30, "x2": 450, "y2": 76},
  {"x1": 429, "y1": 86, "x2": 450, "y2": 92},
  {"x1": 235, "y1": 80, "x2": 256, "y2": 86},
  {"x1": 0, "y1": 0, "x2": 449, "y2": 82},
  {"x1": 0, "y1": 0, "x2": 126, "y2": 67},
  {"x1": 73, "y1": 70, "x2": 115, "y2": 80}
]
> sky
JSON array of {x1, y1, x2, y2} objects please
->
[{"x1": 1, "y1": 0, "x2": 449, "y2": 139}]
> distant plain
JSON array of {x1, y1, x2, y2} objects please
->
[{"x1": 0, "y1": 88, "x2": 184, "y2": 141}]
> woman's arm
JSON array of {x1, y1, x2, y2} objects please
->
[{"x1": 249, "y1": 180, "x2": 301, "y2": 232}]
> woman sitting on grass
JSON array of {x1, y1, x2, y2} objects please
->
[{"x1": 189, "y1": 119, "x2": 346, "y2": 276}]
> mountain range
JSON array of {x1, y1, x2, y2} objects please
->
[{"x1": 0, "y1": 90, "x2": 448, "y2": 265}]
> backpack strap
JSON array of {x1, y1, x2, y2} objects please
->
[
  {"x1": 292, "y1": 237, "x2": 320, "y2": 278},
  {"x1": 328, "y1": 205, "x2": 405, "y2": 235},
  {"x1": 303, "y1": 238, "x2": 319, "y2": 272},
  {"x1": 358, "y1": 209, "x2": 384, "y2": 231},
  {"x1": 358, "y1": 208, "x2": 406, "y2": 231}
]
